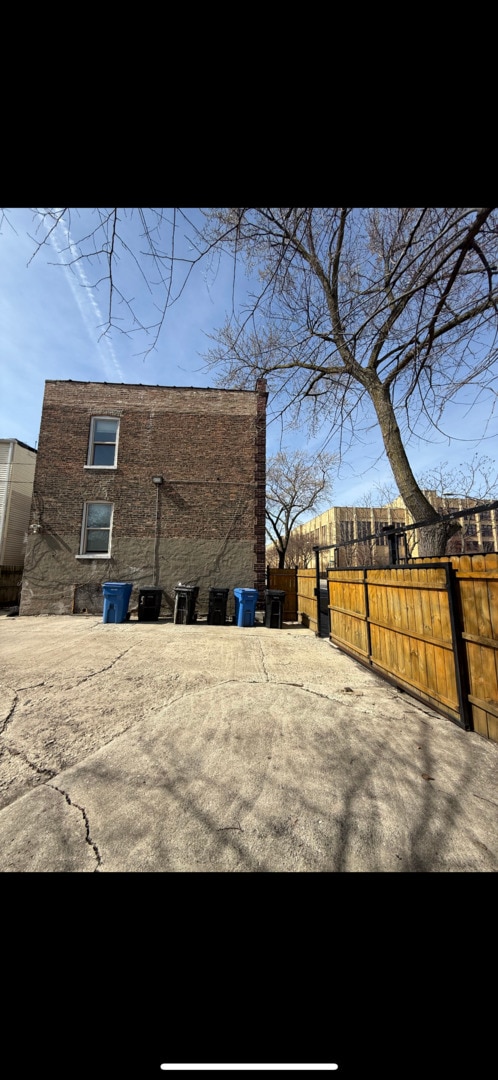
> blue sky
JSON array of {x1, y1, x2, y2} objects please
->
[{"x1": 1, "y1": 208, "x2": 496, "y2": 510}]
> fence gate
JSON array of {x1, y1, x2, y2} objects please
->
[
  {"x1": 267, "y1": 567, "x2": 298, "y2": 622},
  {"x1": 327, "y1": 563, "x2": 468, "y2": 728},
  {"x1": 408, "y1": 553, "x2": 498, "y2": 740}
]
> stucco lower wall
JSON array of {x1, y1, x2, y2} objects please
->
[{"x1": 19, "y1": 535, "x2": 258, "y2": 617}]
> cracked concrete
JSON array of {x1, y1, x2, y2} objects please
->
[
  {"x1": 0, "y1": 612, "x2": 497, "y2": 872},
  {"x1": 50, "y1": 785, "x2": 102, "y2": 869}
]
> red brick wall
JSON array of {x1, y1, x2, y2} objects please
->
[
  {"x1": 22, "y1": 381, "x2": 267, "y2": 613},
  {"x1": 254, "y1": 377, "x2": 267, "y2": 597}
]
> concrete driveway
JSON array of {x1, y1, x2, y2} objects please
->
[{"x1": 1, "y1": 612, "x2": 496, "y2": 872}]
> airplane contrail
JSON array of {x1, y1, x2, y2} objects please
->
[{"x1": 38, "y1": 208, "x2": 125, "y2": 382}]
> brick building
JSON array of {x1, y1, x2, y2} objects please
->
[{"x1": 20, "y1": 380, "x2": 267, "y2": 616}]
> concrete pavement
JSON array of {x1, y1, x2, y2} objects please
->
[{"x1": 1, "y1": 612, "x2": 497, "y2": 872}]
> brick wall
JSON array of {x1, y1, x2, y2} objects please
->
[{"x1": 20, "y1": 380, "x2": 267, "y2": 615}]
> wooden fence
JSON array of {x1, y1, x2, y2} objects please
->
[
  {"x1": 405, "y1": 554, "x2": 498, "y2": 741},
  {"x1": 267, "y1": 567, "x2": 317, "y2": 630},
  {"x1": 266, "y1": 567, "x2": 298, "y2": 621},
  {"x1": 327, "y1": 554, "x2": 498, "y2": 742},
  {"x1": 0, "y1": 565, "x2": 23, "y2": 606},
  {"x1": 297, "y1": 569, "x2": 319, "y2": 633}
]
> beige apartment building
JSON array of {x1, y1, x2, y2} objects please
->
[
  {"x1": 276, "y1": 491, "x2": 498, "y2": 571},
  {"x1": 0, "y1": 438, "x2": 37, "y2": 567}
]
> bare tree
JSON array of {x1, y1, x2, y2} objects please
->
[
  {"x1": 200, "y1": 209, "x2": 498, "y2": 555},
  {"x1": 266, "y1": 449, "x2": 336, "y2": 568},
  {"x1": 12, "y1": 208, "x2": 498, "y2": 555},
  {"x1": 419, "y1": 453, "x2": 498, "y2": 502},
  {"x1": 366, "y1": 453, "x2": 498, "y2": 553},
  {"x1": 284, "y1": 530, "x2": 317, "y2": 569}
]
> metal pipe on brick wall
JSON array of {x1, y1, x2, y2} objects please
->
[{"x1": 152, "y1": 476, "x2": 163, "y2": 587}]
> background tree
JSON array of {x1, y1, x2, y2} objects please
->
[
  {"x1": 266, "y1": 449, "x2": 336, "y2": 568},
  {"x1": 363, "y1": 453, "x2": 498, "y2": 556},
  {"x1": 283, "y1": 529, "x2": 317, "y2": 569},
  {"x1": 366, "y1": 453, "x2": 498, "y2": 505},
  {"x1": 16, "y1": 208, "x2": 498, "y2": 555},
  {"x1": 418, "y1": 453, "x2": 498, "y2": 503}
]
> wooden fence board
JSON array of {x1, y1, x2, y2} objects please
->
[
  {"x1": 297, "y1": 568, "x2": 318, "y2": 633},
  {"x1": 452, "y1": 556, "x2": 498, "y2": 740},
  {"x1": 376, "y1": 554, "x2": 498, "y2": 740},
  {"x1": 328, "y1": 563, "x2": 464, "y2": 727},
  {"x1": 267, "y1": 568, "x2": 298, "y2": 621},
  {"x1": 274, "y1": 553, "x2": 497, "y2": 740}
]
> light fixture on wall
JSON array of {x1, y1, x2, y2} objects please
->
[{"x1": 152, "y1": 475, "x2": 163, "y2": 485}]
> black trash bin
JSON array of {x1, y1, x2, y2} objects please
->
[
  {"x1": 265, "y1": 589, "x2": 286, "y2": 629},
  {"x1": 208, "y1": 587, "x2": 229, "y2": 625},
  {"x1": 174, "y1": 585, "x2": 199, "y2": 624},
  {"x1": 138, "y1": 587, "x2": 163, "y2": 622}
]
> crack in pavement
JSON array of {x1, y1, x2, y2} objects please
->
[
  {"x1": 1, "y1": 741, "x2": 56, "y2": 778},
  {"x1": 472, "y1": 792, "x2": 498, "y2": 808},
  {"x1": 14, "y1": 681, "x2": 46, "y2": 691},
  {"x1": 69, "y1": 646, "x2": 135, "y2": 688},
  {"x1": 158, "y1": 675, "x2": 342, "y2": 711},
  {"x1": 50, "y1": 785, "x2": 102, "y2": 871},
  {"x1": 258, "y1": 639, "x2": 270, "y2": 682},
  {"x1": 0, "y1": 692, "x2": 18, "y2": 735}
]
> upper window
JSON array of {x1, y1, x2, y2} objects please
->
[{"x1": 87, "y1": 417, "x2": 119, "y2": 468}]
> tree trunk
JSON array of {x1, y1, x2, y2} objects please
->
[
  {"x1": 416, "y1": 520, "x2": 459, "y2": 557},
  {"x1": 368, "y1": 380, "x2": 460, "y2": 557},
  {"x1": 278, "y1": 549, "x2": 286, "y2": 569}
]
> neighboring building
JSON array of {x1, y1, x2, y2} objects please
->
[
  {"x1": 20, "y1": 380, "x2": 267, "y2": 616},
  {"x1": 288, "y1": 503, "x2": 408, "y2": 571},
  {"x1": 287, "y1": 490, "x2": 498, "y2": 571},
  {"x1": 388, "y1": 491, "x2": 498, "y2": 557},
  {"x1": 0, "y1": 439, "x2": 37, "y2": 566}
]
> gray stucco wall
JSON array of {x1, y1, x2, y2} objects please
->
[{"x1": 20, "y1": 534, "x2": 255, "y2": 617}]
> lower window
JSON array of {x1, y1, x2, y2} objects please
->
[{"x1": 81, "y1": 502, "x2": 113, "y2": 555}]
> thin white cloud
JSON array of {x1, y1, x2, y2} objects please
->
[{"x1": 38, "y1": 209, "x2": 125, "y2": 382}]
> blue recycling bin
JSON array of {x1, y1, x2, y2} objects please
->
[
  {"x1": 233, "y1": 587, "x2": 258, "y2": 627},
  {"x1": 102, "y1": 582, "x2": 133, "y2": 623}
]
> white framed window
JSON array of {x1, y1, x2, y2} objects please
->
[
  {"x1": 86, "y1": 417, "x2": 119, "y2": 468},
  {"x1": 77, "y1": 501, "x2": 113, "y2": 557}
]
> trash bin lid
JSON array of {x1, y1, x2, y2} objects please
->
[
  {"x1": 234, "y1": 587, "x2": 259, "y2": 598},
  {"x1": 265, "y1": 589, "x2": 286, "y2": 599}
]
